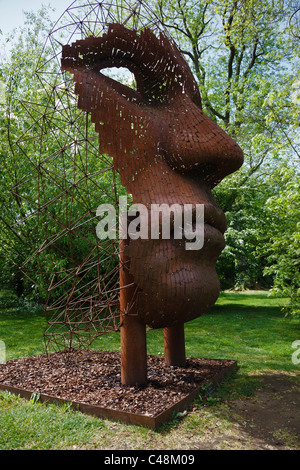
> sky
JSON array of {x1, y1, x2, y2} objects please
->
[
  {"x1": 0, "y1": 0, "x2": 135, "y2": 84},
  {"x1": 0, "y1": 0, "x2": 74, "y2": 35}
]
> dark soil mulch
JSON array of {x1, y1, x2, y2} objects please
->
[{"x1": 0, "y1": 350, "x2": 235, "y2": 417}]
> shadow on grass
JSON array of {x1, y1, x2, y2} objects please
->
[
  {"x1": 1, "y1": 288, "x2": 299, "y2": 447},
  {"x1": 212, "y1": 303, "x2": 286, "y2": 317},
  {"x1": 211, "y1": 370, "x2": 300, "y2": 449},
  {"x1": 157, "y1": 369, "x2": 300, "y2": 451},
  {"x1": 154, "y1": 368, "x2": 259, "y2": 435},
  {"x1": 220, "y1": 291, "x2": 277, "y2": 299}
]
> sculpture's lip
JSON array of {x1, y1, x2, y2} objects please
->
[
  {"x1": 169, "y1": 202, "x2": 226, "y2": 239},
  {"x1": 157, "y1": 203, "x2": 226, "y2": 254},
  {"x1": 179, "y1": 222, "x2": 225, "y2": 255},
  {"x1": 136, "y1": 201, "x2": 227, "y2": 252},
  {"x1": 203, "y1": 203, "x2": 227, "y2": 234}
]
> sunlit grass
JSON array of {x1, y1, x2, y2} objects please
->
[
  {"x1": 0, "y1": 289, "x2": 297, "y2": 374},
  {"x1": 0, "y1": 288, "x2": 299, "y2": 449}
]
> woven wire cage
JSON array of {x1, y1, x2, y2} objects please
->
[{"x1": 12, "y1": 1, "x2": 168, "y2": 351}]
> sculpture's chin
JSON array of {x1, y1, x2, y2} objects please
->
[
  {"x1": 125, "y1": 225, "x2": 225, "y2": 329},
  {"x1": 136, "y1": 265, "x2": 221, "y2": 329}
]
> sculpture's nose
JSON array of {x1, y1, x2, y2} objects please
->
[{"x1": 163, "y1": 100, "x2": 243, "y2": 188}]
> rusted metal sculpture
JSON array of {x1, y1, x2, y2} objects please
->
[
  {"x1": 61, "y1": 22, "x2": 243, "y2": 385},
  {"x1": 13, "y1": 1, "x2": 243, "y2": 386}
]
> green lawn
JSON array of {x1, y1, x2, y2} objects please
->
[{"x1": 0, "y1": 289, "x2": 299, "y2": 450}]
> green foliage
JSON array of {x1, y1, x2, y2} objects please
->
[
  {"x1": 0, "y1": 7, "x2": 125, "y2": 302},
  {"x1": 256, "y1": 167, "x2": 300, "y2": 318},
  {"x1": 154, "y1": 0, "x2": 299, "y2": 305},
  {"x1": 0, "y1": 2, "x2": 299, "y2": 315},
  {"x1": 0, "y1": 8, "x2": 54, "y2": 296}
]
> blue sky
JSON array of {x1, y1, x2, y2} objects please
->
[
  {"x1": 0, "y1": 0, "x2": 73, "y2": 35},
  {"x1": 0, "y1": 0, "x2": 134, "y2": 84}
]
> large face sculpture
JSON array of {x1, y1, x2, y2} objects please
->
[{"x1": 61, "y1": 24, "x2": 243, "y2": 330}]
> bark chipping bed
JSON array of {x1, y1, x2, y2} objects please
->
[{"x1": 0, "y1": 350, "x2": 235, "y2": 417}]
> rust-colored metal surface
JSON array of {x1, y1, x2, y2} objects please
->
[
  {"x1": 12, "y1": 2, "x2": 243, "y2": 386},
  {"x1": 61, "y1": 23, "x2": 243, "y2": 333},
  {"x1": 119, "y1": 239, "x2": 147, "y2": 385},
  {"x1": 60, "y1": 20, "x2": 243, "y2": 380},
  {"x1": 164, "y1": 325, "x2": 186, "y2": 367}
]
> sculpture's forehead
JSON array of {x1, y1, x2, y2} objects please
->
[
  {"x1": 61, "y1": 23, "x2": 201, "y2": 106},
  {"x1": 61, "y1": 23, "x2": 243, "y2": 195}
]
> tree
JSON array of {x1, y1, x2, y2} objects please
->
[
  {"x1": 256, "y1": 166, "x2": 300, "y2": 317},
  {"x1": 1, "y1": 1, "x2": 299, "y2": 311},
  {"x1": 154, "y1": 0, "x2": 300, "y2": 292},
  {"x1": 0, "y1": 7, "x2": 120, "y2": 299},
  {"x1": 0, "y1": 6, "x2": 56, "y2": 295}
]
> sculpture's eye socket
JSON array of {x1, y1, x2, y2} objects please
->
[{"x1": 101, "y1": 67, "x2": 137, "y2": 91}]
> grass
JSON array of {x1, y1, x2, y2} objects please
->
[{"x1": 0, "y1": 289, "x2": 299, "y2": 450}]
